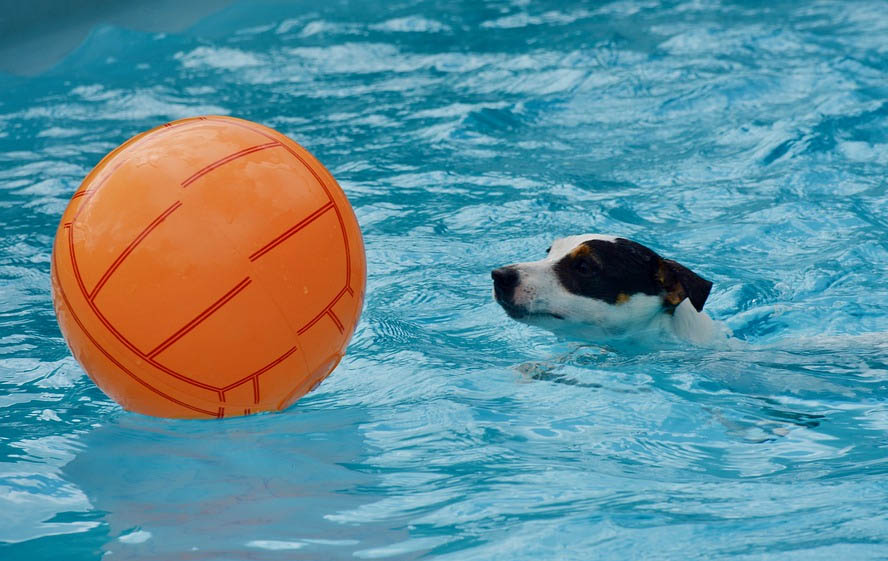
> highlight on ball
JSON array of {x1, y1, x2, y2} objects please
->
[{"x1": 50, "y1": 116, "x2": 366, "y2": 419}]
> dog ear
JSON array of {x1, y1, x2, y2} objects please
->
[{"x1": 655, "y1": 259, "x2": 712, "y2": 312}]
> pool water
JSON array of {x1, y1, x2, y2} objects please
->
[{"x1": 2, "y1": 1, "x2": 888, "y2": 559}]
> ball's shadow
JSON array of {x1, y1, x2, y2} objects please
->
[{"x1": 62, "y1": 406, "x2": 407, "y2": 560}]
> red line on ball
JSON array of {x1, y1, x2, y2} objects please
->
[
  {"x1": 248, "y1": 201, "x2": 335, "y2": 262},
  {"x1": 205, "y1": 117, "x2": 353, "y2": 294},
  {"x1": 267, "y1": 136, "x2": 353, "y2": 291},
  {"x1": 327, "y1": 309, "x2": 344, "y2": 333},
  {"x1": 147, "y1": 277, "x2": 252, "y2": 359},
  {"x1": 68, "y1": 226, "x2": 222, "y2": 392},
  {"x1": 89, "y1": 201, "x2": 182, "y2": 301},
  {"x1": 297, "y1": 286, "x2": 349, "y2": 335},
  {"x1": 53, "y1": 239, "x2": 217, "y2": 417},
  {"x1": 72, "y1": 120, "x2": 197, "y2": 223},
  {"x1": 220, "y1": 344, "x2": 300, "y2": 393},
  {"x1": 69, "y1": 218, "x2": 266, "y2": 394},
  {"x1": 180, "y1": 141, "x2": 281, "y2": 188},
  {"x1": 71, "y1": 190, "x2": 99, "y2": 222}
]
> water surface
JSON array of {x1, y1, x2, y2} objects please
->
[{"x1": 2, "y1": 1, "x2": 888, "y2": 559}]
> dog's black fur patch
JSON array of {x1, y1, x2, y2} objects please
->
[
  {"x1": 553, "y1": 238, "x2": 712, "y2": 311},
  {"x1": 553, "y1": 238, "x2": 661, "y2": 304}
]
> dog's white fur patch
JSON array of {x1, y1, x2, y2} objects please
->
[{"x1": 546, "y1": 234, "x2": 618, "y2": 260}]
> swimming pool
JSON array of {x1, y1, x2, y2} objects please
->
[{"x1": 2, "y1": 0, "x2": 888, "y2": 558}]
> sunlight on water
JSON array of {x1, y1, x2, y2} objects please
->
[{"x1": 1, "y1": 1, "x2": 888, "y2": 559}]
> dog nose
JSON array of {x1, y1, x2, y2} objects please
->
[{"x1": 491, "y1": 266, "x2": 519, "y2": 299}]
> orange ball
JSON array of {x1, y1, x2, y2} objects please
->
[{"x1": 50, "y1": 116, "x2": 366, "y2": 419}]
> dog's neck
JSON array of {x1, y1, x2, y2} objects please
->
[
  {"x1": 545, "y1": 299, "x2": 727, "y2": 349},
  {"x1": 661, "y1": 299, "x2": 724, "y2": 345}
]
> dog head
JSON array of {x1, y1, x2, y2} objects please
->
[{"x1": 491, "y1": 235, "x2": 712, "y2": 337}]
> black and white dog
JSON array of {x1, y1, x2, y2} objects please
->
[{"x1": 492, "y1": 235, "x2": 730, "y2": 347}]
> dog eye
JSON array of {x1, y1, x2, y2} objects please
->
[
  {"x1": 574, "y1": 260, "x2": 594, "y2": 275},
  {"x1": 545, "y1": 246, "x2": 552, "y2": 255}
]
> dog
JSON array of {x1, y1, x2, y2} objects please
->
[{"x1": 491, "y1": 235, "x2": 730, "y2": 347}]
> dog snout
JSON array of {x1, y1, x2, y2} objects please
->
[{"x1": 491, "y1": 266, "x2": 519, "y2": 300}]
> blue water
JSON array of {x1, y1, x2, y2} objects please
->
[{"x1": 2, "y1": 0, "x2": 888, "y2": 558}]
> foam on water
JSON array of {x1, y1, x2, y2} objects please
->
[{"x1": 1, "y1": 1, "x2": 888, "y2": 559}]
